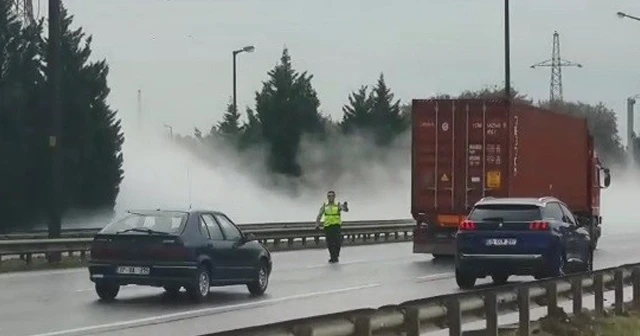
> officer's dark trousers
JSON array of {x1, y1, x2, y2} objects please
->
[{"x1": 324, "y1": 225, "x2": 342, "y2": 260}]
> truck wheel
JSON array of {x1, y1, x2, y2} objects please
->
[
  {"x1": 585, "y1": 248, "x2": 594, "y2": 272},
  {"x1": 455, "y1": 269, "x2": 476, "y2": 289}
]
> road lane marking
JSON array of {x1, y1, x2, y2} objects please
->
[
  {"x1": 305, "y1": 259, "x2": 367, "y2": 269},
  {"x1": 416, "y1": 272, "x2": 454, "y2": 281},
  {"x1": 27, "y1": 283, "x2": 381, "y2": 336}
]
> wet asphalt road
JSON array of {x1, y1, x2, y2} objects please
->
[{"x1": 2, "y1": 227, "x2": 640, "y2": 336}]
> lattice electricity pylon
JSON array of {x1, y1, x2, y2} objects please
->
[
  {"x1": 12, "y1": 0, "x2": 35, "y2": 26},
  {"x1": 530, "y1": 31, "x2": 582, "y2": 102}
]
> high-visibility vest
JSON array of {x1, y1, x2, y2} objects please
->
[{"x1": 323, "y1": 203, "x2": 341, "y2": 226}]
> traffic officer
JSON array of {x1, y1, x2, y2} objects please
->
[{"x1": 315, "y1": 190, "x2": 349, "y2": 263}]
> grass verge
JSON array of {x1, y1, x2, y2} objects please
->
[{"x1": 501, "y1": 308, "x2": 640, "y2": 336}]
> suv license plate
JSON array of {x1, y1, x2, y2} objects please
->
[
  {"x1": 116, "y1": 266, "x2": 150, "y2": 275},
  {"x1": 485, "y1": 238, "x2": 517, "y2": 246}
]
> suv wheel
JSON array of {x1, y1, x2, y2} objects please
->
[
  {"x1": 247, "y1": 262, "x2": 270, "y2": 296},
  {"x1": 95, "y1": 283, "x2": 120, "y2": 301},
  {"x1": 187, "y1": 265, "x2": 210, "y2": 302},
  {"x1": 455, "y1": 268, "x2": 476, "y2": 289}
]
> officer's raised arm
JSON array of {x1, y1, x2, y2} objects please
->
[{"x1": 340, "y1": 201, "x2": 349, "y2": 212}]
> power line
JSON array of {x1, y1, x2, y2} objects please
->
[{"x1": 530, "y1": 31, "x2": 582, "y2": 102}]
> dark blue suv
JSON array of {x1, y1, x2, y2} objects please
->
[{"x1": 455, "y1": 197, "x2": 592, "y2": 289}]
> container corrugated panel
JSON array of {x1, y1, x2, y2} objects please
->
[
  {"x1": 411, "y1": 99, "x2": 591, "y2": 226},
  {"x1": 510, "y1": 103, "x2": 590, "y2": 212},
  {"x1": 411, "y1": 99, "x2": 512, "y2": 227}
]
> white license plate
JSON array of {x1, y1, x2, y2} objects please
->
[
  {"x1": 116, "y1": 266, "x2": 150, "y2": 275},
  {"x1": 485, "y1": 238, "x2": 517, "y2": 246}
]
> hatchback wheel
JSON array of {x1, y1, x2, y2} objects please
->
[
  {"x1": 491, "y1": 274, "x2": 509, "y2": 285},
  {"x1": 455, "y1": 268, "x2": 476, "y2": 289},
  {"x1": 247, "y1": 262, "x2": 270, "y2": 296},
  {"x1": 163, "y1": 284, "x2": 181, "y2": 296},
  {"x1": 187, "y1": 266, "x2": 210, "y2": 302},
  {"x1": 95, "y1": 283, "x2": 120, "y2": 301}
]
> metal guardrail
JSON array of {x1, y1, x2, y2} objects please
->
[
  {"x1": 0, "y1": 219, "x2": 415, "y2": 240},
  {"x1": 199, "y1": 262, "x2": 640, "y2": 336},
  {"x1": 0, "y1": 220, "x2": 416, "y2": 266}
]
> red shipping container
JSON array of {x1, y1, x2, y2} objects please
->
[
  {"x1": 411, "y1": 99, "x2": 609, "y2": 255},
  {"x1": 411, "y1": 98, "x2": 592, "y2": 218}
]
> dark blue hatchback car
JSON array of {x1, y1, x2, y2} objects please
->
[
  {"x1": 455, "y1": 197, "x2": 592, "y2": 289},
  {"x1": 88, "y1": 209, "x2": 272, "y2": 302}
]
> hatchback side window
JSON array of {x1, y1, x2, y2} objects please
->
[
  {"x1": 202, "y1": 214, "x2": 225, "y2": 240},
  {"x1": 214, "y1": 214, "x2": 242, "y2": 241},
  {"x1": 542, "y1": 203, "x2": 564, "y2": 221},
  {"x1": 198, "y1": 217, "x2": 211, "y2": 239}
]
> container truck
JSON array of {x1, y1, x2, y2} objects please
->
[{"x1": 411, "y1": 99, "x2": 611, "y2": 258}]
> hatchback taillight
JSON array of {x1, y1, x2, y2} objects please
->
[
  {"x1": 90, "y1": 245, "x2": 117, "y2": 260},
  {"x1": 529, "y1": 221, "x2": 549, "y2": 231},
  {"x1": 459, "y1": 220, "x2": 476, "y2": 231}
]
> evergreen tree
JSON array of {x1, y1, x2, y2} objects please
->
[
  {"x1": 340, "y1": 85, "x2": 374, "y2": 134},
  {"x1": 0, "y1": 1, "x2": 45, "y2": 230},
  {"x1": 216, "y1": 100, "x2": 242, "y2": 145},
  {"x1": 369, "y1": 73, "x2": 406, "y2": 146},
  {"x1": 254, "y1": 48, "x2": 324, "y2": 176},
  {"x1": 41, "y1": 5, "x2": 124, "y2": 213},
  {"x1": 238, "y1": 107, "x2": 262, "y2": 150}
]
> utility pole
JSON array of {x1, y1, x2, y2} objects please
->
[
  {"x1": 163, "y1": 124, "x2": 173, "y2": 140},
  {"x1": 504, "y1": 0, "x2": 511, "y2": 100},
  {"x1": 48, "y1": 0, "x2": 63, "y2": 245},
  {"x1": 627, "y1": 95, "x2": 640, "y2": 163},
  {"x1": 531, "y1": 31, "x2": 582, "y2": 102},
  {"x1": 232, "y1": 45, "x2": 255, "y2": 113},
  {"x1": 137, "y1": 89, "x2": 142, "y2": 131}
]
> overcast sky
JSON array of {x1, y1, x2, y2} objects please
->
[{"x1": 48, "y1": 0, "x2": 640, "y2": 143}]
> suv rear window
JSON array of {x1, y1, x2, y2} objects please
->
[{"x1": 467, "y1": 204, "x2": 541, "y2": 222}]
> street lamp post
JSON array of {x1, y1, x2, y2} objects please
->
[
  {"x1": 617, "y1": 11, "x2": 640, "y2": 22},
  {"x1": 504, "y1": 0, "x2": 511, "y2": 100},
  {"x1": 627, "y1": 95, "x2": 640, "y2": 163},
  {"x1": 232, "y1": 45, "x2": 255, "y2": 113},
  {"x1": 48, "y1": 0, "x2": 63, "y2": 244}
]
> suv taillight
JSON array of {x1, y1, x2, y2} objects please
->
[
  {"x1": 529, "y1": 221, "x2": 549, "y2": 231},
  {"x1": 459, "y1": 220, "x2": 476, "y2": 231}
]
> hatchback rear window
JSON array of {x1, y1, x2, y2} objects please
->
[
  {"x1": 99, "y1": 211, "x2": 188, "y2": 235},
  {"x1": 467, "y1": 204, "x2": 541, "y2": 222}
]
